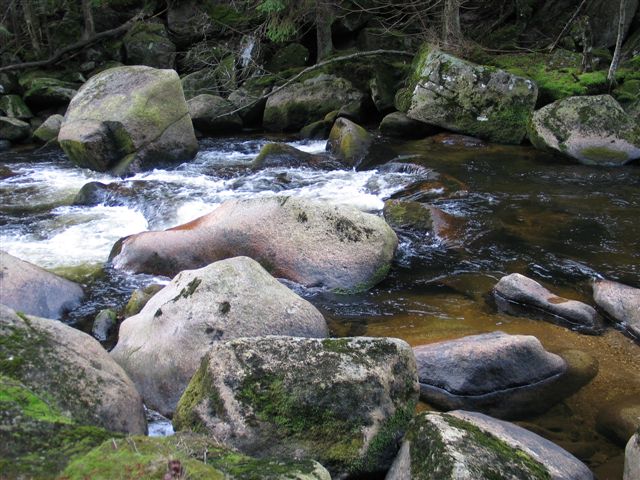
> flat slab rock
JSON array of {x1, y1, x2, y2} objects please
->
[
  {"x1": 593, "y1": 279, "x2": 640, "y2": 342},
  {"x1": 0, "y1": 250, "x2": 84, "y2": 319},
  {"x1": 173, "y1": 335, "x2": 419, "y2": 479},
  {"x1": 413, "y1": 331, "x2": 581, "y2": 419},
  {"x1": 386, "y1": 410, "x2": 593, "y2": 480},
  {"x1": 110, "y1": 256, "x2": 328, "y2": 417},
  {"x1": 493, "y1": 273, "x2": 603, "y2": 334}
]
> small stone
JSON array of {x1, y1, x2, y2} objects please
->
[{"x1": 92, "y1": 309, "x2": 117, "y2": 342}]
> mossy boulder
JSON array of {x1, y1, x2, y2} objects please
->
[
  {"x1": 0, "y1": 304, "x2": 146, "y2": 434},
  {"x1": 263, "y1": 74, "x2": 365, "y2": 132},
  {"x1": 123, "y1": 21, "x2": 176, "y2": 69},
  {"x1": 494, "y1": 273, "x2": 604, "y2": 334},
  {"x1": 0, "y1": 375, "x2": 117, "y2": 479},
  {"x1": 252, "y1": 143, "x2": 331, "y2": 170},
  {"x1": 187, "y1": 94, "x2": 243, "y2": 134},
  {"x1": 267, "y1": 43, "x2": 309, "y2": 72},
  {"x1": 528, "y1": 94, "x2": 640, "y2": 166},
  {"x1": 60, "y1": 433, "x2": 331, "y2": 480},
  {"x1": 21, "y1": 76, "x2": 77, "y2": 111},
  {"x1": 173, "y1": 336, "x2": 419, "y2": 478},
  {"x1": 110, "y1": 196, "x2": 398, "y2": 293},
  {"x1": 0, "y1": 94, "x2": 32, "y2": 119},
  {"x1": 0, "y1": 250, "x2": 84, "y2": 319},
  {"x1": 0, "y1": 116, "x2": 31, "y2": 142},
  {"x1": 110, "y1": 256, "x2": 328, "y2": 416},
  {"x1": 326, "y1": 117, "x2": 372, "y2": 168},
  {"x1": 181, "y1": 68, "x2": 219, "y2": 99},
  {"x1": 387, "y1": 411, "x2": 593, "y2": 480},
  {"x1": 33, "y1": 113, "x2": 63, "y2": 142},
  {"x1": 58, "y1": 66, "x2": 198, "y2": 176},
  {"x1": 413, "y1": 332, "x2": 596, "y2": 420},
  {"x1": 300, "y1": 119, "x2": 333, "y2": 139},
  {"x1": 404, "y1": 47, "x2": 538, "y2": 144},
  {"x1": 122, "y1": 283, "x2": 163, "y2": 318}
]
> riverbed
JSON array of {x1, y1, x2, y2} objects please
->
[{"x1": 1, "y1": 135, "x2": 638, "y2": 479}]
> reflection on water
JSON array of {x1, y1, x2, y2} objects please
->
[{"x1": 1, "y1": 135, "x2": 638, "y2": 478}]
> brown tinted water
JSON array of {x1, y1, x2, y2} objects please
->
[{"x1": 319, "y1": 136, "x2": 640, "y2": 479}]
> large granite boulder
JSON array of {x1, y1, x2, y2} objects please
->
[
  {"x1": 493, "y1": 273, "x2": 603, "y2": 334},
  {"x1": 58, "y1": 66, "x2": 198, "y2": 176},
  {"x1": 33, "y1": 113, "x2": 63, "y2": 142},
  {"x1": 1, "y1": 375, "x2": 116, "y2": 479},
  {"x1": 528, "y1": 95, "x2": 640, "y2": 166},
  {"x1": 110, "y1": 196, "x2": 397, "y2": 293},
  {"x1": 593, "y1": 279, "x2": 640, "y2": 341},
  {"x1": 123, "y1": 22, "x2": 176, "y2": 69},
  {"x1": 187, "y1": 94, "x2": 243, "y2": 134},
  {"x1": 413, "y1": 331, "x2": 597, "y2": 419},
  {"x1": 110, "y1": 256, "x2": 328, "y2": 416},
  {"x1": 263, "y1": 74, "x2": 365, "y2": 132},
  {"x1": 386, "y1": 410, "x2": 593, "y2": 480},
  {"x1": 625, "y1": 429, "x2": 640, "y2": 480},
  {"x1": 326, "y1": 117, "x2": 372, "y2": 168},
  {"x1": 61, "y1": 433, "x2": 331, "y2": 480},
  {"x1": 173, "y1": 336, "x2": 418, "y2": 478},
  {"x1": 0, "y1": 304, "x2": 146, "y2": 434},
  {"x1": 403, "y1": 48, "x2": 538, "y2": 144},
  {"x1": 0, "y1": 250, "x2": 84, "y2": 319}
]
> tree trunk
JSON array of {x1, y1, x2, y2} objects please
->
[
  {"x1": 81, "y1": 0, "x2": 95, "y2": 40},
  {"x1": 442, "y1": 0, "x2": 462, "y2": 47},
  {"x1": 580, "y1": 16, "x2": 593, "y2": 73},
  {"x1": 607, "y1": 0, "x2": 627, "y2": 86},
  {"x1": 22, "y1": 0, "x2": 42, "y2": 55},
  {"x1": 316, "y1": 0, "x2": 333, "y2": 61}
]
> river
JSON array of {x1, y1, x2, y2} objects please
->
[{"x1": 1, "y1": 134, "x2": 638, "y2": 479}]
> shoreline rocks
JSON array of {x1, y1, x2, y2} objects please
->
[
  {"x1": 593, "y1": 279, "x2": 640, "y2": 341},
  {"x1": 493, "y1": 273, "x2": 603, "y2": 334},
  {"x1": 110, "y1": 256, "x2": 328, "y2": 416},
  {"x1": 110, "y1": 196, "x2": 397, "y2": 293}
]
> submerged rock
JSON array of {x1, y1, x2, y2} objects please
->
[
  {"x1": 403, "y1": 48, "x2": 538, "y2": 144},
  {"x1": 58, "y1": 66, "x2": 198, "y2": 176},
  {"x1": 625, "y1": 430, "x2": 640, "y2": 480},
  {"x1": 596, "y1": 396, "x2": 640, "y2": 447},
  {"x1": 0, "y1": 250, "x2": 84, "y2": 319},
  {"x1": 0, "y1": 375, "x2": 117, "y2": 479},
  {"x1": 33, "y1": 113, "x2": 63, "y2": 142},
  {"x1": 0, "y1": 304, "x2": 146, "y2": 434},
  {"x1": 173, "y1": 336, "x2": 418, "y2": 478},
  {"x1": 110, "y1": 257, "x2": 328, "y2": 416},
  {"x1": 387, "y1": 410, "x2": 593, "y2": 480},
  {"x1": 187, "y1": 94, "x2": 243, "y2": 134},
  {"x1": 413, "y1": 331, "x2": 596, "y2": 419},
  {"x1": 61, "y1": 433, "x2": 331, "y2": 480},
  {"x1": 326, "y1": 117, "x2": 372, "y2": 168},
  {"x1": 263, "y1": 74, "x2": 365, "y2": 132},
  {"x1": 593, "y1": 279, "x2": 640, "y2": 341},
  {"x1": 528, "y1": 95, "x2": 640, "y2": 166},
  {"x1": 252, "y1": 143, "x2": 333, "y2": 170},
  {"x1": 110, "y1": 196, "x2": 397, "y2": 293},
  {"x1": 493, "y1": 273, "x2": 603, "y2": 334}
]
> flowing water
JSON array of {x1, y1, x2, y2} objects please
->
[{"x1": 1, "y1": 135, "x2": 638, "y2": 478}]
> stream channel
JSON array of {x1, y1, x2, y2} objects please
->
[{"x1": 1, "y1": 134, "x2": 638, "y2": 479}]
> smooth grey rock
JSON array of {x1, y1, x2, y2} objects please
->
[
  {"x1": 625, "y1": 430, "x2": 640, "y2": 480},
  {"x1": 263, "y1": 74, "x2": 365, "y2": 132},
  {"x1": 0, "y1": 304, "x2": 146, "y2": 434},
  {"x1": 326, "y1": 117, "x2": 372, "y2": 168},
  {"x1": 387, "y1": 411, "x2": 593, "y2": 480},
  {"x1": 593, "y1": 279, "x2": 640, "y2": 341},
  {"x1": 59, "y1": 66, "x2": 198, "y2": 176},
  {"x1": 413, "y1": 332, "x2": 596, "y2": 419},
  {"x1": 187, "y1": 94, "x2": 243, "y2": 134},
  {"x1": 379, "y1": 111, "x2": 437, "y2": 139},
  {"x1": 494, "y1": 273, "x2": 604, "y2": 334},
  {"x1": 33, "y1": 114, "x2": 63, "y2": 142},
  {"x1": 110, "y1": 196, "x2": 398, "y2": 293},
  {"x1": 173, "y1": 336, "x2": 418, "y2": 478},
  {"x1": 92, "y1": 308, "x2": 117, "y2": 342},
  {"x1": 110, "y1": 256, "x2": 328, "y2": 416},
  {"x1": 529, "y1": 95, "x2": 640, "y2": 166},
  {"x1": 0, "y1": 250, "x2": 84, "y2": 319},
  {"x1": 404, "y1": 48, "x2": 538, "y2": 144}
]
